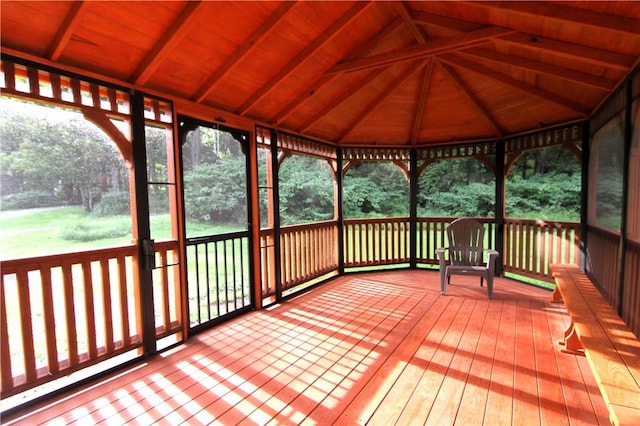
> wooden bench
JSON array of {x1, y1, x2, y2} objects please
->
[{"x1": 550, "y1": 264, "x2": 640, "y2": 426}]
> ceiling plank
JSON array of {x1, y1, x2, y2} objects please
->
[
  {"x1": 438, "y1": 60, "x2": 503, "y2": 137},
  {"x1": 338, "y1": 62, "x2": 422, "y2": 143},
  {"x1": 439, "y1": 53, "x2": 592, "y2": 116},
  {"x1": 130, "y1": 1, "x2": 205, "y2": 85},
  {"x1": 499, "y1": 33, "x2": 634, "y2": 72},
  {"x1": 410, "y1": 60, "x2": 433, "y2": 145},
  {"x1": 411, "y1": 11, "x2": 480, "y2": 35},
  {"x1": 236, "y1": 1, "x2": 371, "y2": 116},
  {"x1": 461, "y1": 47, "x2": 617, "y2": 91},
  {"x1": 47, "y1": 1, "x2": 88, "y2": 61},
  {"x1": 298, "y1": 67, "x2": 388, "y2": 133},
  {"x1": 326, "y1": 26, "x2": 515, "y2": 75},
  {"x1": 271, "y1": 16, "x2": 405, "y2": 125},
  {"x1": 469, "y1": 1, "x2": 640, "y2": 38},
  {"x1": 393, "y1": 2, "x2": 426, "y2": 44},
  {"x1": 192, "y1": 1, "x2": 297, "y2": 104}
]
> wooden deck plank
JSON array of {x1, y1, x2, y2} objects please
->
[
  {"x1": 483, "y1": 299, "x2": 517, "y2": 425},
  {"x1": 452, "y1": 297, "x2": 503, "y2": 425},
  {"x1": 512, "y1": 299, "x2": 541, "y2": 425},
  {"x1": 425, "y1": 298, "x2": 489, "y2": 424},
  {"x1": 2, "y1": 271, "x2": 610, "y2": 426}
]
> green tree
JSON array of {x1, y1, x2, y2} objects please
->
[
  {"x1": 1, "y1": 99, "x2": 127, "y2": 211},
  {"x1": 278, "y1": 155, "x2": 334, "y2": 225},
  {"x1": 343, "y1": 162, "x2": 408, "y2": 218}
]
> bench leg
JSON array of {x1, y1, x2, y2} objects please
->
[
  {"x1": 551, "y1": 287, "x2": 563, "y2": 303},
  {"x1": 560, "y1": 321, "x2": 584, "y2": 355}
]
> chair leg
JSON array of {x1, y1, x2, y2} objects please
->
[
  {"x1": 440, "y1": 269, "x2": 447, "y2": 295},
  {"x1": 480, "y1": 277, "x2": 484, "y2": 287}
]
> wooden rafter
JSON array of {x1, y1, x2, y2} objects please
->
[
  {"x1": 236, "y1": 1, "x2": 371, "y2": 116},
  {"x1": 130, "y1": 1, "x2": 204, "y2": 85},
  {"x1": 460, "y1": 47, "x2": 616, "y2": 91},
  {"x1": 338, "y1": 62, "x2": 422, "y2": 143},
  {"x1": 411, "y1": 11, "x2": 479, "y2": 35},
  {"x1": 192, "y1": 1, "x2": 297, "y2": 104},
  {"x1": 298, "y1": 67, "x2": 388, "y2": 134},
  {"x1": 394, "y1": 2, "x2": 426, "y2": 44},
  {"x1": 439, "y1": 53, "x2": 592, "y2": 116},
  {"x1": 325, "y1": 26, "x2": 514, "y2": 75},
  {"x1": 271, "y1": 17, "x2": 405, "y2": 125},
  {"x1": 499, "y1": 33, "x2": 634, "y2": 72},
  {"x1": 410, "y1": 60, "x2": 433, "y2": 145},
  {"x1": 469, "y1": 1, "x2": 640, "y2": 38},
  {"x1": 438, "y1": 60, "x2": 503, "y2": 137},
  {"x1": 47, "y1": 1, "x2": 87, "y2": 61}
]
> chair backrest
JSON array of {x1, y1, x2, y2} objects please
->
[{"x1": 446, "y1": 218, "x2": 485, "y2": 266}]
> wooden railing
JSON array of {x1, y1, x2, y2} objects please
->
[
  {"x1": 623, "y1": 240, "x2": 640, "y2": 338},
  {"x1": 503, "y1": 219, "x2": 580, "y2": 283},
  {"x1": 344, "y1": 217, "x2": 411, "y2": 267},
  {"x1": 0, "y1": 241, "x2": 181, "y2": 397},
  {"x1": 259, "y1": 221, "x2": 339, "y2": 298}
]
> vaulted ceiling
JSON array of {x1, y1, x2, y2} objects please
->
[{"x1": 2, "y1": 1, "x2": 640, "y2": 146}]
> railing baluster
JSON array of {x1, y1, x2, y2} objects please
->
[
  {"x1": 40, "y1": 267, "x2": 59, "y2": 374},
  {"x1": 1, "y1": 274, "x2": 14, "y2": 392},
  {"x1": 82, "y1": 261, "x2": 97, "y2": 360},
  {"x1": 17, "y1": 269, "x2": 36, "y2": 383},
  {"x1": 100, "y1": 259, "x2": 115, "y2": 354}
]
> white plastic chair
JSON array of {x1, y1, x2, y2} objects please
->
[{"x1": 436, "y1": 218, "x2": 499, "y2": 298}]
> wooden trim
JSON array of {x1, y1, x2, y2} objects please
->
[
  {"x1": 411, "y1": 60, "x2": 433, "y2": 146},
  {"x1": 325, "y1": 26, "x2": 514, "y2": 75},
  {"x1": 439, "y1": 53, "x2": 592, "y2": 116},
  {"x1": 131, "y1": 1, "x2": 204, "y2": 85},
  {"x1": 338, "y1": 62, "x2": 423, "y2": 142},
  {"x1": 438, "y1": 60, "x2": 504, "y2": 136},
  {"x1": 237, "y1": 2, "x2": 371, "y2": 115},
  {"x1": 46, "y1": 1, "x2": 87, "y2": 61},
  {"x1": 192, "y1": 2, "x2": 297, "y2": 103}
]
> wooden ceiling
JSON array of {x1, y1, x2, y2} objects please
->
[{"x1": 2, "y1": 1, "x2": 640, "y2": 147}]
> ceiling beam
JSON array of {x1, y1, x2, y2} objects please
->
[
  {"x1": 393, "y1": 2, "x2": 426, "y2": 44},
  {"x1": 498, "y1": 33, "x2": 634, "y2": 72},
  {"x1": 298, "y1": 67, "x2": 388, "y2": 133},
  {"x1": 47, "y1": 1, "x2": 87, "y2": 61},
  {"x1": 325, "y1": 26, "x2": 515, "y2": 75},
  {"x1": 438, "y1": 60, "x2": 503, "y2": 137},
  {"x1": 271, "y1": 17, "x2": 405, "y2": 125},
  {"x1": 439, "y1": 53, "x2": 592, "y2": 116},
  {"x1": 338, "y1": 62, "x2": 422, "y2": 143},
  {"x1": 411, "y1": 11, "x2": 480, "y2": 35},
  {"x1": 410, "y1": 60, "x2": 433, "y2": 145},
  {"x1": 469, "y1": 1, "x2": 640, "y2": 38},
  {"x1": 236, "y1": 1, "x2": 371, "y2": 116},
  {"x1": 461, "y1": 47, "x2": 617, "y2": 91},
  {"x1": 130, "y1": 1, "x2": 205, "y2": 85},
  {"x1": 192, "y1": 1, "x2": 297, "y2": 104}
]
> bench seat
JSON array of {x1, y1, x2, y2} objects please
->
[{"x1": 550, "y1": 264, "x2": 640, "y2": 426}]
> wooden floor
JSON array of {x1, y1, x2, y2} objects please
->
[{"x1": 3, "y1": 270, "x2": 610, "y2": 425}]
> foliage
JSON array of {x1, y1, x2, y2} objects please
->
[
  {"x1": 184, "y1": 156, "x2": 247, "y2": 224},
  {"x1": 343, "y1": 162, "x2": 408, "y2": 218},
  {"x1": 1, "y1": 99, "x2": 129, "y2": 212},
  {"x1": 278, "y1": 155, "x2": 334, "y2": 225},
  {"x1": 93, "y1": 191, "x2": 130, "y2": 216},
  {"x1": 418, "y1": 158, "x2": 495, "y2": 217},
  {"x1": 1, "y1": 190, "x2": 60, "y2": 210},
  {"x1": 60, "y1": 221, "x2": 130, "y2": 242}
]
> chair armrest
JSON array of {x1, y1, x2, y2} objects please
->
[
  {"x1": 485, "y1": 249, "x2": 499, "y2": 272},
  {"x1": 436, "y1": 248, "x2": 447, "y2": 269}
]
